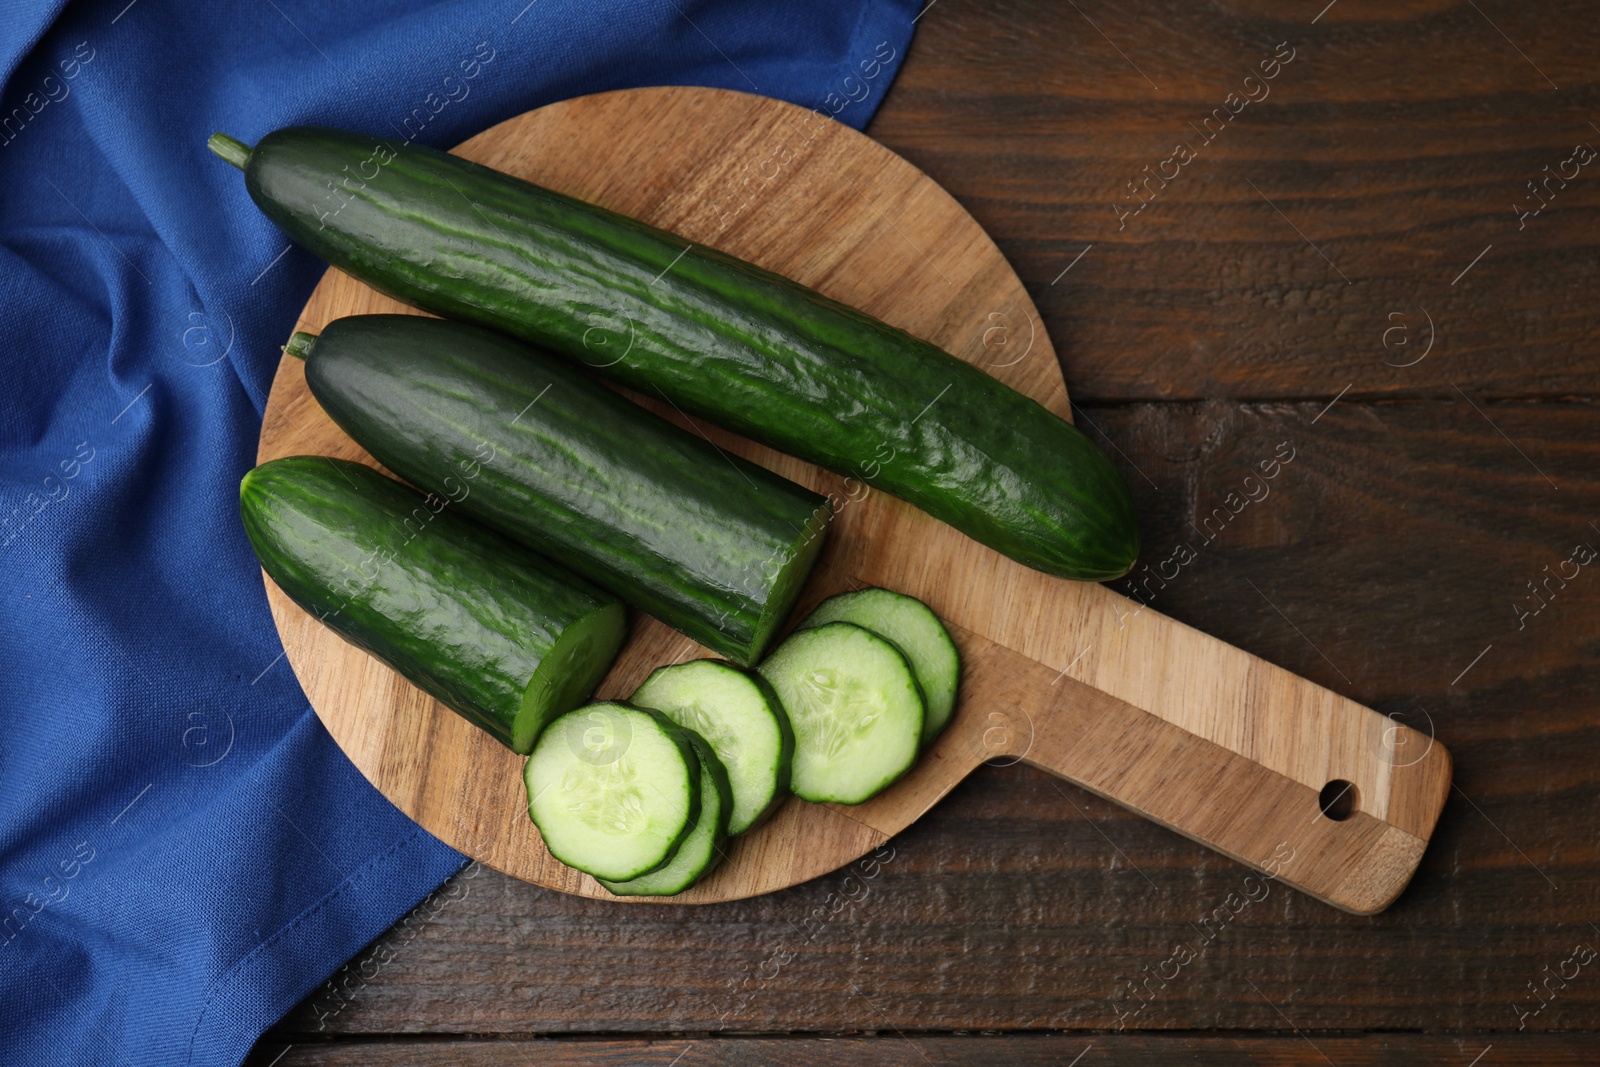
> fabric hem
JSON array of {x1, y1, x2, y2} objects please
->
[
  {"x1": 183, "y1": 824, "x2": 467, "y2": 1066},
  {"x1": 826, "y1": 0, "x2": 922, "y2": 132}
]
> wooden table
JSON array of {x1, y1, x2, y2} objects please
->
[{"x1": 247, "y1": 1, "x2": 1600, "y2": 1062}]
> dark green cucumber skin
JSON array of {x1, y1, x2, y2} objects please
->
[
  {"x1": 239, "y1": 127, "x2": 1139, "y2": 581},
  {"x1": 301, "y1": 315, "x2": 829, "y2": 666},
  {"x1": 239, "y1": 456, "x2": 620, "y2": 752}
]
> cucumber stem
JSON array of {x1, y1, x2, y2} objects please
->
[
  {"x1": 283, "y1": 332, "x2": 317, "y2": 360},
  {"x1": 207, "y1": 132, "x2": 253, "y2": 171}
]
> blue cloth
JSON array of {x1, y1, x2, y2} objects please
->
[{"x1": 0, "y1": 1, "x2": 917, "y2": 1062}]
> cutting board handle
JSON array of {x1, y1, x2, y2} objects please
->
[{"x1": 961, "y1": 583, "x2": 1451, "y2": 914}]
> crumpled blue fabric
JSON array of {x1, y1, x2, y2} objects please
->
[{"x1": 0, "y1": 1, "x2": 917, "y2": 1062}]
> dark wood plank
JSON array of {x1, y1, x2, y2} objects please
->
[
  {"x1": 245, "y1": 1034, "x2": 1597, "y2": 1066},
  {"x1": 258, "y1": 400, "x2": 1600, "y2": 1038},
  {"x1": 866, "y1": 0, "x2": 1600, "y2": 401}
]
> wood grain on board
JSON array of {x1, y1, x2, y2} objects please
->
[{"x1": 259, "y1": 86, "x2": 1447, "y2": 914}]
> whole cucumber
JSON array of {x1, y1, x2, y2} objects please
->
[
  {"x1": 240, "y1": 456, "x2": 626, "y2": 753},
  {"x1": 210, "y1": 126, "x2": 1138, "y2": 580}
]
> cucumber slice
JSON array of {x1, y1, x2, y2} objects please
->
[
  {"x1": 757, "y1": 623, "x2": 923, "y2": 805},
  {"x1": 525, "y1": 702, "x2": 700, "y2": 882},
  {"x1": 598, "y1": 732, "x2": 732, "y2": 896},
  {"x1": 630, "y1": 659, "x2": 793, "y2": 835},
  {"x1": 800, "y1": 588, "x2": 960, "y2": 745}
]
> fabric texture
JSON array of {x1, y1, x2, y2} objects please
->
[{"x1": 0, "y1": 1, "x2": 918, "y2": 1063}]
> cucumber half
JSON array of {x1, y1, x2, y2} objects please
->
[
  {"x1": 800, "y1": 588, "x2": 960, "y2": 745},
  {"x1": 598, "y1": 732, "x2": 733, "y2": 896},
  {"x1": 240, "y1": 456, "x2": 626, "y2": 754},
  {"x1": 630, "y1": 659, "x2": 793, "y2": 835},
  {"x1": 292, "y1": 314, "x2": 831, "y2": 667},
  {"x1": 757, "y1": 623, "x2": 924, "y2": 805},
  {"x1": 525, "y1": 702, "x2": 700, "y2": 882}
]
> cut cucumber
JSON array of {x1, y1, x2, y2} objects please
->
[
  {"x1": 525, "y1": 703, "x2": 700, "y2": 882},
  {"x1": 240, "y1": 456, "x2": 625, "y2": 754},
  {"x1": 757, "y1": 623, "x2": 923, "y2": 805},
  {"x1": 598, "y1": 732, "x2": 732, "y2": 896},
  {"x1": 800, "y1": 589, "x2": 960, "y2": 746},
  {"x1": 630, "y1": 659, "x2": 792, "y2": 835},
  {"x1": 295, "y1": 315, "x2": 830, "y2": 667}
]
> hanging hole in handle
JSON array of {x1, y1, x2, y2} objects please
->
[{"x1": 1319, "y1": 779, "x2": 1358, "y2": 821}]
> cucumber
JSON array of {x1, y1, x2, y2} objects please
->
[
  {"x1": 525, "y1": 702, "x2": 701, "y2": 882},
  {"x1": 239, "y1": 457, "x2": 625, "y2": 753},
  {"x1": 630, "y1": 659, "x2": 792, "y2": 835},
  {"x1": 800, "y1": 588, "x2": 959, "y2": 745},
  {"x1": 756, "y1": 622, "x2": 923, "y2": 805},
  {"x1": 209, "y1": 127, "x2": 1139, "y2": 581},
  {"x1": 597, "y1": 731, "x2": 732, "y2": 896},
  {"x1": 291, "y1": 314, "x2": 830, "y2": 666}
]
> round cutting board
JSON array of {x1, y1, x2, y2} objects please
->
[
  {"x1": 259, "y1": 85, "x2": 1061, "y2": 901},
  {"x1": 258, "y1": 87, "x2": 1451, "y2": 913}
]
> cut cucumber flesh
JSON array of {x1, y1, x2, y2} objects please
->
[
  {"x1": 525, "y1": 703, "x2": 700, "y2": 882},
  {"x1": 599, "y1": 732, "x2": 732, "y2": 896},
  {"x1": 515, "y1": 606, "x2": 629, "y2": 753},
  {"x1": 630, "y1": 659, "x2": 793, "y2": 835},
  {"x1": 800, "y1": 588, "x2": 959, "y2": 745},
  {"x1": 757, "y1": 623, "x2": 923, "y2": 805}
]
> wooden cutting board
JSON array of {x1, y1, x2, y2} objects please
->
[{"x1": 257, "y1": 86, "x2": 1451, "y2": 913}]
